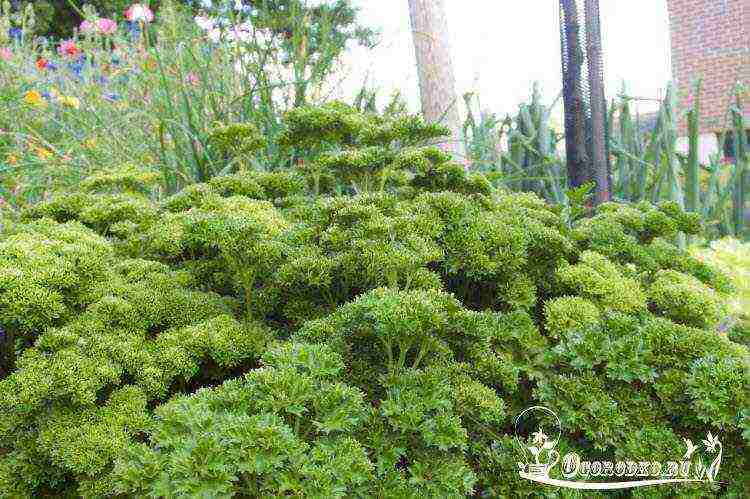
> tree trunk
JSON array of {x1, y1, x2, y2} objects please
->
[{"x1": 408, "y1": 0, "x2": 461, "y2": 155}]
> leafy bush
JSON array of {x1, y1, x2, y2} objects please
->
[
  {"x1": 111, "y1": 342, "x2": 373, "y2": 497},
  {"x1": 0, "y1": 104, "x2": 748, "y2": 497}
]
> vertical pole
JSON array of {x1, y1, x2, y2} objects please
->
[
  {"x1": 408, "y1": 0, "x2": 462, "y2": 156},
  {"x1": 685, "y1": 80, "x2": 702, "y2": 241},
  {"x1": 559, "y1": 0, "x2": 590, "y2": 189},
  {"x1": 731, "y1": 93, "x2": 747, "y2": 238},
  {"x1": 584, "y1": 0, "x2": 609, "y2": 205}
]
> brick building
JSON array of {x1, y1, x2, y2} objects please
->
[{"x1": 667, "y1": 0, "x2": 749, "y2": 161}]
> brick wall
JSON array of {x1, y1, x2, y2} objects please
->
[{"x1": 666, "y1": 0, "x2": 750, "y2": 136}]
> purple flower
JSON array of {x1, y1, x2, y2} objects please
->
[
  {"x1": 79, "y1": 20, "x2": 96, "y2": 34},
  {"x1": 8, "y1": 27, "x2": 22, "y2": 41},
  {"x1": 66, "y1": 56, "x2": 87, "y2": 80}
]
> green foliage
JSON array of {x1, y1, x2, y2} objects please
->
[
  {"x1": 1, "y1": 104, "x2": 748, "y2": 497},
  {"x1": 544, "y1": 296, "x2": 600, "y2": 338},
  {"x1": 0, "y1": 218, "x2": 114, "y2": 376},
  {"x1": 23, "y1": 191, "x2": 159, "y2": 235},
  {"x1": 207, "y1": 122, "x2": 266, "y2": 161},
  {"x1": 463, "y1": 82, "x2": 747, "y2": 241},
  {"x1": 692, "y1": 237, "x2": 750, "y2": 345},
  {"x1": 278, "y1": 102, "x2": 465, "y2": 194},
  {"x1": 15, "y1": 1, "x2": 135, "y2": 39},
  {"x1": 112, "y1": 343, "x2": 372, "y2": 498},
  {"x1": 556, "y1": 250, "x2": 646, "y2": 313},
  {"x1": 607, "y1": 84, "x2": 747, "y2": 240},
  {"x1": 649, "y1": 269, "x2": 723, "y2": 329},
  {"x1": 79, "y1": 163, "x2": 163, "y2": 196}
]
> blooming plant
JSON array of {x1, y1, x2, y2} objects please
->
[
  {"x1": 57, "y1": 40, "x2": 80, "y2": 58},
  {"x1": 124, "y1": 3, "x2": 154, "y2": 23},
  {"x1": 22, "y1": 89, "x2": 44, "y2": 106},
  {"x1": 81, "y1": 17, "x2": 118, "y2": 35},
  {"x1": 0, "y1": 0, "x2": 375, "y2": 210},
  {"x1": 79, "y1": 19, "x2": 95, "y2": 33},
  {"x1": 98, "y1": 18, "x2": 118, "y2": 34}
]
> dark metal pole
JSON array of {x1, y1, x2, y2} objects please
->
[
  {"x1": 559, "y1": 0, "x2": 590, "y2": 189},
  {"x1": 584, "y1": 0, "x2": 610, "y2": 204}
]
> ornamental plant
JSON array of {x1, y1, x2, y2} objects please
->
[
  {"x1": 0, "y1": 0, "x2": 375, "y2": 210},
  {"x1": 13, "y1": 1, "x2": 153, "y2": 39},
  {"x1": 0, "y1": 103, "x2": 748, "y2": 498}
]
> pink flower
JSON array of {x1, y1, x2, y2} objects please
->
[
  {"x1": 185, "y1": 72, "x2": 200, "y2": 86},
  {"x1": 97, "y1": 18, "x2": 117, "y2": 35},
  {"x1": 0, "y1": 47, "x2": 11, "y2": 61},
  {"x1": 125, "y1": 4, "x2": 154, "y2": 23},
  {"x1": 57, "y1": 40, "x2": 80, "y2": 58},
  {"x1": 79, "y1": 20, "x2": 95, "y2": 33}
]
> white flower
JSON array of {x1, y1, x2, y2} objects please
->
[
  {"x1": 194, "y1": 15, "x2": 215, "y2": 31},
  {"x1": 234, "y1": 0, "x2": 244, "y2": 11},
  {"x1": 200, "y1": 0, "x2": 213, "y2": 8},
  {"x1": 307, "y1": 0, "x2": 328, "y2": 7},
  {"x1": 233, "y1": 54, "x2": 249, "y2": 74},
  {"x1": 125, "y1": 4, "x2": 154, "y2": 23},
  {"x1": 227, "y1": 22, "x2": 252, "y2": 43},
  {"x1": 233, "y1": 54, "x2": 257, "y2": 82},
  {"x1": 254, "y1": 28, "x2": 271, "y2": 47},
  {"x1": 207, "y1": 27, "x2": 221, "y2": 42}
]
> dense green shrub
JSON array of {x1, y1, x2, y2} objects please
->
[
  {"x1": 111, "y1": 343, "x2": 373, "y2": 497},
  {"x1": 0, "y1": 218, "x2": 114, "y2": 376},
  {"x1": 1, "y1": 104, "x2": 748, "y2": 497}
]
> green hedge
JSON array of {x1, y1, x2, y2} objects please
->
[{"x1": 0, "y1": 104, "x2": 748, "y2": 497}]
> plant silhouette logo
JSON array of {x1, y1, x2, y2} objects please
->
[
  {"x1": 514, "y1": 406, "x2": 723, "y2": 490},
  {"x1": 514, "y1": 406, "x2": 561, "y2": 479}
]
